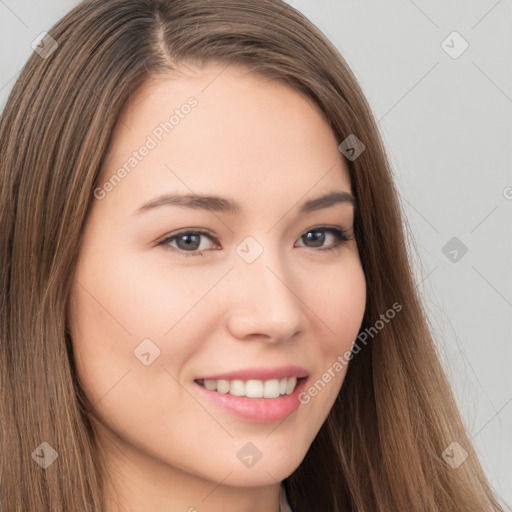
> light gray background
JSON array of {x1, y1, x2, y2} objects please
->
[{"x1": 1, "y1": 0, "x2": 510, "y2": 507}]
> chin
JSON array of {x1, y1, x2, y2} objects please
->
[{"x1": 217, "y1": 451, "x2": 306, "y2": 488}]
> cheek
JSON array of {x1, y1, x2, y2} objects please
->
[
  {"x1": 69, "y1": 240, "x2": 215, "y2": 345},
  {"x1": 313, "y1": 256, "x2": 367, "y2": 352},
  {"x1": 299, "y1": 259, "x2": 366, "y2": 414},
  {"x1": 85, "y1": 250, "x2": 226, "y2": 338},
  {"x1": 67, "y1": 246, "x2": 226, "y2": 403},
  {"x1": 67, "y1": 270, "x2": 201, "y2": 452}
]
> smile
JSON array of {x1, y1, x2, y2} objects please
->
[
  {"x1": 194, "y1": 376, "x2": 309, "y2": 423},
  {"x1": 195, "y1": 377, "x2": 301, "y2": 398}
]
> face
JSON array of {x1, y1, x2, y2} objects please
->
[{"x1": 68, "y1": 63, "x2": 366, "y2": 499}]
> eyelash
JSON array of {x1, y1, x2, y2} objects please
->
[{"x1": 156, "y1": 226, "x2": 352, "y2": 257}]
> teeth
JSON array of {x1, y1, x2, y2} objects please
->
[
  {"x1": 246, "y1": 379, "x2": 264, "y2": 398},
  {"x1": 285, "y1": 378, "x2": 296, "y2": 395},
  {"x1": 200, "y1": 377, "x2": 298, "y2": 398},
  {"x1": 230, "y1": 380, "x2": 245, "y2": 397},
  {"x1": 216, "y1": 380, "x2": 230, "y2": 394},
  {"x1": 263, "y1": 379, "x2": 279, "y2": 398}
]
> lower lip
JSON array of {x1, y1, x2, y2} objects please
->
[{"x1": 194, "y1": 378, "x2": 308, "y2": 423}]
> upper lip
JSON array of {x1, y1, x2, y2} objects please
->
[{"x1": 195, "y1": 365, "x2": 309, "y2": 382}]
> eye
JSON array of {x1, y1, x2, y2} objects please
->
[
  {"x1": 295, "y1": 226, "x2": 352, "y2": 252},
  {"x1": 157, "y1": 229, "x2": 219, "y2": 256},
  {"x1": 156, "y1": 226, "x2": 352, "y2": 256}
]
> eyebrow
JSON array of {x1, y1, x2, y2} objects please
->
[{"x1": 133, "y1": 190, "x2": 356, "y2": 216}]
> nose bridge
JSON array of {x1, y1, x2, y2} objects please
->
[{"x1": 225, "y1": 235, "x2": 308, "y2": 341}]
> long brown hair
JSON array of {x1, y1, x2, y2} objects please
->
[{"x1": 0, "y1": 1, "x2": 504, "y2": 510}]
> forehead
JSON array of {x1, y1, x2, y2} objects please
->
[{"x1": 98, "y1": 63, "x2": 352, "y2": 216}]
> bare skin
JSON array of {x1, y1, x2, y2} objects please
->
[{"x1": 68, "y1": 63, "x2": 366, "y2": 512}]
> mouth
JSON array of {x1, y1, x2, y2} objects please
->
[
  {"x1": 193, "y1": 374, "x2": 309, "y2": 423},
  {"x1": 194, "y1": 376, "x2": 307, "y2": 399}
]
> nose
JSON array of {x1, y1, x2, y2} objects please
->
[{"x1": 224, "y1": 247, "x2": 310, "y2": 343}]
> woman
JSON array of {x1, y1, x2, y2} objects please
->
[{"x1": 0, "y1": 0, "x2": 505, "y2": 511}]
